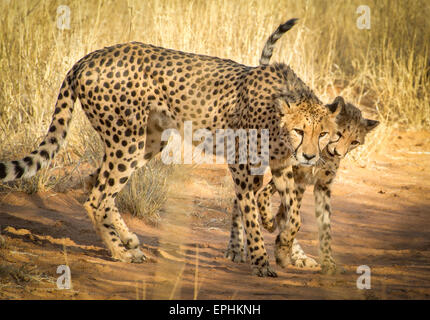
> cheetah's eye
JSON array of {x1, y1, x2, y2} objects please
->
[
  {"x1": 351, "y1": 140, "x2": 360, "y2": 146},
  {"x1": 319, "y1": 132, "x2": 328, "y2": 138},
  {"x1": 293, "y1": 129, "x2": 304, "y2": 135}
]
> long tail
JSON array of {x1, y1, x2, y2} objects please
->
[
  {"x1": 0, "y1": 72, "x2": 77, "y2": 182},
  {"x1": 259, "y1": 18, "x2": 298, "y2": 65}
]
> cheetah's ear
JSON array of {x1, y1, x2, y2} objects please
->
[
  {"x1": 275, "y1": 97, "x2": 294, "y2": 116},
  {"x1": 326, "y1": 96, "x2": 344, "y2": 117},
  {"x1": 363, "y1": 119, "x2": 380, "y2": 132}
]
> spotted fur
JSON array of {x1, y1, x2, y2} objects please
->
[
  {"x1": 226, "y1": 18, "x2": 379, "y2": 274},
  {"x1": 257, "y1": 101, "x2": 379, "y2": 273},
  {"x1": 1, "y1": 36, "x2": 340, "y2": 276}
]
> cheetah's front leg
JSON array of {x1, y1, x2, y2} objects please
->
[
  {"x1": 276, "y1": 183, "x2": 318, "y2": 269},
  {"x1": 224, "y1": 199, "x2": 246, "y2": 263},
  {"x1": 257, "y1": 180, "x2": 277, "y2": 233},
  {"x1": 271, "y1": 166, "x2": 301, "y2": 268},
  {"x1": 228, "y1": 164, "x2": 276, "y2": 277},
  {"x1": 225, "y1": 175, "x2": 263, "y2": 263},
  {"x1": 314, "y1": 181, "x2": 337, "y2": 274}
]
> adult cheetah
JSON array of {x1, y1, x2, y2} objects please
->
[
  {"x1": 226, "y1": 18, "x2": 379, "y2": 274},
  {"x1": 0, "y1": 19, "x2": 341, "y2": 276}
]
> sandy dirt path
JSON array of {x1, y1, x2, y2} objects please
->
[{"x1": 0, "y1": 130, "x2": 429, "y2": 299}]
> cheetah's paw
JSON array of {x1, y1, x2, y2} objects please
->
[
  {"x1": 112, "y1": 247, "x2": 146, "y2": 263},
  {"x1": 275, "y1": 248, "x2": 292, "y2": 269},
  {"x1": 261, "y1": 218, "x2": 277, "y2": 233},
  {"x1": 224, "y1": 246, "x2": 246, "y2": 263},
  {"x1": 320, "y1": 260, "x2": 338, "y2": 275},
  {"x1": 252, "y1": 265, "x2": 278, "y2": 277},
  {"x1": 123, "y1": 233, "x2": 140, "y2": 249},
  {"x1": 292, "y1": 256, "x2": 319, "y2": 269}
]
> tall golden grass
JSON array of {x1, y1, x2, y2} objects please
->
[{"x1": 0, "y1": 0, "x2": 429, "y2": 192}]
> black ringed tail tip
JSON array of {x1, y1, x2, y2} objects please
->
[
  {"x1": 259, "y1": 17, "x2": 299, "y2": 66},
  {"x1": 279, "y1": 18, "x2": 299, "y2": 32}
]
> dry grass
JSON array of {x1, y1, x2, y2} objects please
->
[
  {"x1": 0, "y1": 234, "x2": 7, "y2": 249},
  {"x1": 0, "y1": 262, "x2": 55, "y2": 293},
  {"x1": 116, "y1": 159, "x2": 177, "y2": 225},
  {"x1": 0, "y1": 235, "x2": 63, "y2": 296},
  {"x1": 0, "y1": 0, "x2": 429, "y2": 192}
]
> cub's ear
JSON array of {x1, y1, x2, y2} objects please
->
[
  {"x1": 326, "y1": 96, "x2": 344, "y2": 117},
  {"x1": 364, "y1": 119, "x2": 380, "y2": 131}
]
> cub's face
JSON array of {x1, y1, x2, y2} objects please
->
[
  {"x1": 279, "y1": 97, "x2": 342, "y2": 166},
  {"x1": 326, "y1": 100, "x2": 379, "y2": 158}
]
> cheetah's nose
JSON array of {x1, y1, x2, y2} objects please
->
[{"x1": 303, "y1": 153, "x2": 316, "y2": 161}]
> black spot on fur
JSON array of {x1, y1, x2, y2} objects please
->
[
  {"x1": 0, "y1": 163, "x2": 6, "y2": 179},
  {"x1": 23, "y1": 157, "x2": 33, "y2": 166},
  {"x1": 13, "y1": 161, "x2": 24, "y2": 179},
  {"x1": 40, "y1": 150, "x2": 50, "y2": 160}
]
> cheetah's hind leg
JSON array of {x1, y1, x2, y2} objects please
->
[
  {"x1": 82, "y1": 111, "x2": 151, "y2": 264},
  {"x1": 83, "y1": 150, "x2": 146, "y2": 262}
]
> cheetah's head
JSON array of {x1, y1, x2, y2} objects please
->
[
  {"x1": 326, "y1": 98, "x2": 379, "y2": 158},
  {"x1": 278, "y1": 96, "x2": 342, "y2": 166}
]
